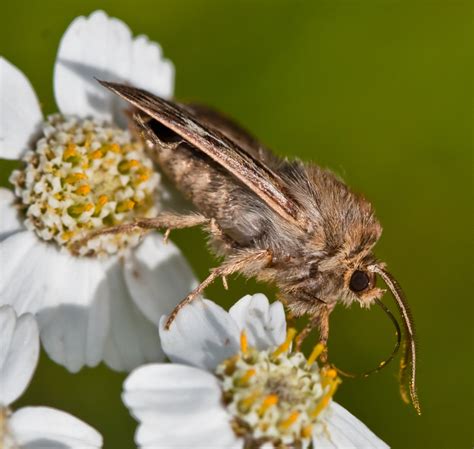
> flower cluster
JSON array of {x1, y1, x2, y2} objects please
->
[
  {"x1": 0, "y1": 10, "x2": 195, "y2": 374},
  {"x1": 123, "y1": 294, "x2": 388, "y2": 449},
  {"x1": 0, "y1": 10, "x2": 389, "y2": 449},
  {"x1": 216, "y1": 332, "x2": 339, "y2": 446},
  {"x1": 10, "y1": 114, "x2": 158, "y2": 257}
]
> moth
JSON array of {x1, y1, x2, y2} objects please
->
[{"x1": 82, "y1": 80, "x2": 420, "y2": 414}]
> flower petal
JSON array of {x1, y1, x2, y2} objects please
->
[
  {"x1": 54, "y1": 10, "x2": 132, "y2": 124},
  {"x1": 130, "y1": 35, "x2": 174, "y2": 99},
  {"x1": 0, "y1": 306, "x2": 39, "y2": 406},
  {"x1": 123, "y1": 364, "x2": 242, "y2": 449},
  {"x1": 123, "y1": 233, "x2": 197, "y2": 326},
  {"x1": 10, "y1": 406, "x2": 102, "y2": 448},
  {"x1": 0, "y1": 57, "x2": 42, "y2": 160},
  {"x1": 159, "y1": 298, "x2": 240, "y2": 371},
  {"x1": 54, "y1": 10, "x2": 174, "y2": 126},
  {"x1": 229, "y1": 293, "x2": 286, "y2": 350},
  {"x1": 103, "y1": 262, "x2": 164, "y2": 372},
  {"x1": 0, "y1": 187, "x2": 23, "y2": 241},
  {"x1": 313, "y1": 402, "x2": 389, "y2": 449},
  {"x1": 0, "y1": 231, "x2": 110, "y2": 372}
]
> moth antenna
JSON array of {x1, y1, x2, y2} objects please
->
[
  {"x1": 369, "y1": 264, "x2": 421, "y2": 415},
  {"x1": 334, "y1": 298, "x2": 401, "y2": 379}
]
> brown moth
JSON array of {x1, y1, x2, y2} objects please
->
[{"x1": 80, "y1": 81, "x2": 420, "y2": 414}]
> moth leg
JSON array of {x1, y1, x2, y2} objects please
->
[
  {"x1": 294, "y1": 305, "x2": 331, "y2": 360},
  {"x1": 71, "y1": 212, "x2": 208, "y2": 254},
  {"x1": 222, "y1": 276, "x2": 229, "y2": 290},
  {"x1": 316, "y1": 305, "x2": 330, "y2": 363},
  {"x1": 294, "y1": 318, "x2": 317, "y2": 352},
  {"x1": 164, "y1": 248, "x2": 272, "y2": 330},
  {"x1": 163, "y1": 228, "x2": 172, "y2": 243}
]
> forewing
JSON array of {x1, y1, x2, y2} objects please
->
[
  {"x1": 181, "y1": 103, "x2": 279, "y2": 167},
  {"x1": 100, "y1": 81, "x2": 299, "y2": 222}
]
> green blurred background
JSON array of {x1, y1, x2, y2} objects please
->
[{"x1": 1, "y1": 1, "x2": 472, "y2": 448}]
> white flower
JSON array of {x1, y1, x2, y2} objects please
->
[
  {"x1": 123, "y1": 293, "x2": 389, "y2": 449},
  {"x1": 0, "y1": 10, "x2": 196, "y2": 373},
  {"x1": 0, "y1": 305, "x2": 102, "y2": 448}
]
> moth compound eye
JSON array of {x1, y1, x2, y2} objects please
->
[{"x1": 349, "y1": 270, "x2": 370, "y2": 292}]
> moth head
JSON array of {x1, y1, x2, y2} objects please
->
[
  {"x1": 284, "y1": 255, "x2": 383, "y2": 312},
  {"x1": 297, "y1": 260, "x2": 421, "y2": 414},
  {"x1": 342, "y1": 263, "x2": 385, "y2": 308},
  {"x1": 309, "y1": 253, "x2": 385, "y2": 308}
]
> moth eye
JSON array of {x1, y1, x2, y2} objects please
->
[{"x1": 349, "y1": 270, "x2": 370, "y2": 293}]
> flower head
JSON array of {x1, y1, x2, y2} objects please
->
[
  {"x1": 0, "y1": 11, "x2": 196, "y2": 373},
  {"x1": 10, "y1": 114, "x2": 159, "y2": 256},
  {"x1": 217, "y1": 329, "x2": 341, "y2": 447},
  {"x1": 0, "y1": 305, "x2": 102, "y2": 448},
  {"x1": 123, "y1": 294, "x2": 388, "y2": 449}
]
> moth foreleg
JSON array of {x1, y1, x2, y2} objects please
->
[
  {"x1": 316, "y1": 305, "x2": 330, "y2": 363},
  {"x1": 71, "y1": 212, "x2": 208, "y2": 254},
  {"x1": 294, "y1": 304, "x2": 331, "y2": 362},
  {"x1": 164, "y1": 248, "x2": 273, "y2": 330},
  {"x1": 294, "y1": 318, "x2": 317, "y2": 352}
]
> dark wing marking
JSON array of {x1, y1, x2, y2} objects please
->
[
  {"x1": 181, "y1": 103, "x2": 280, "y2": 167},
  {"x1": 100, "y1": 81, "x2": 300, "y2": 223}
]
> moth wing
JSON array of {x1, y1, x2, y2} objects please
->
[
  {"x1": 100, "y1": 81, "x2": 299, "y2": 222},
  {"x1": 181, "y1": 103, "x2": 280, "y2": 168}
]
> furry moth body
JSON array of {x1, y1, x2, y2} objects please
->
[{"x1": 94, "y1": 81, "x2": 420, "y2": 414}]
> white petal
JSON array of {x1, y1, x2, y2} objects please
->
[
  {"x1": 0, "y1": 57, "x2": 42, "y2": 160},
  {"x1": 0, "y1": 187, "x2": 23, "y2": 241},
  {"x1": 0, "y1": 306, "x2": 39, "y2": 406},
  {"x1": 0, "y1": 231, "x2": 110, "y2": 372},
  {"x1": 159, "y1": 299, "x2": 240, "y2": 371},
  {"x1": 123, "y1": 364, "x2": 242, "y2": 449},
  {"x1": 123, "y1": 233, "x2": 197, "y2": 326},
  {"x1": 130, "y1": 36, "x2": 174, "y2": 99},
  {"x1": 54, "y1": 10, "x2": 132, "y2": 124},
  {"x1": 313, "y1": 402, "x2": 389, "y2": 449},
  {"x1": 10, "y1": 406, "x2": 102, "y2": 448},
  {"x1": 103, "y1": 262, "x2": 164, "y2": 372},
  {"x1": 54, "y1": 10, "x2": 174, "y2": 126},
  {"x1": 229, "y1": 293, "x2": 286, "y2": 350}
]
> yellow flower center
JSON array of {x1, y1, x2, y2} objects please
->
[
  {"x1": 10, "y1": 114, "x2": 160, "y2": 257},
  {"x1": 215, "y1": 330, "x2": 341, "y2": 448}
]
